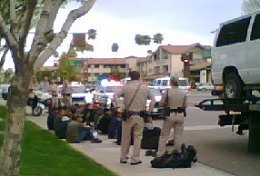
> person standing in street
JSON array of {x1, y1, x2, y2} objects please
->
[
  {"x1": 156, "y1": 76, "x2": 187, "y2": 157},
  {"x1": 48, "y1": 79, "x2": 59, "y2": 108},
  {"x1": 29, "y1": 76, "x2": 39, "y2": 91},
  {"x1": 62, "y1": 79, "x2": 73, "y2": 107},
  {"x1": 28, "y1": 76, "x2": 40, "y2": 115},
  {"x1": 114, "y1": 71, "x2": 155, "y2": 165},
  {"x1": 40, "y1": 76, "x2": 49, "y2": 93}
]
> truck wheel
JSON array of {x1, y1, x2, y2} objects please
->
[{"x1": 224, "y1": 72, "x2": 243, "y2": 99}]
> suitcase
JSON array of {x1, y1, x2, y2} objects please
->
[{"x1": 141, "y1": 127, "x2": 161, "y2": 150}]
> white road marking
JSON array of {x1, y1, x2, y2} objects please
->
[{"x1": 184, "y1": 125, "x2": 230, "y2": 131}]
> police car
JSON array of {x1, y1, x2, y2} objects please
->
[
  {"x1": 57, "y1": 82, "x2": 93, "y2": 104},
  {"x1": 92, "y1": 79, "x2": 122, "y2": 107}
]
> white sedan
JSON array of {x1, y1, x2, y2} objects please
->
[
  {"x1": 71, "y1": 86, "x2": 94, "y2": 104},
  {"x1": 196, "y1": 82, "x2": 214, "y2": 91}
]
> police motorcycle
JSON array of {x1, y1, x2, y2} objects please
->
[{"x1": 27, "y1": 90, "x2": 51, "y2": 116}]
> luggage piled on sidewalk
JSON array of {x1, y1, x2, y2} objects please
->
[
  {"x1": 150, "y1": 144, "x2": 197, "y2": 169},
  {"x1": 141, "y1": 126, "x2": 161, "y2": 150}
]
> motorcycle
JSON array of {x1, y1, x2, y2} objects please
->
[{"x1": 27, "y1": 90, "x2": 51, "y2": 116}]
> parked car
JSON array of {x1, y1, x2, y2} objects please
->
[
  {"x1": 92, "y1": 84, "x2": 123, "y2": 108},
  {"x1": 94, "y1": 83, "x2": 164, "y2": 118},
  {"x1": 71, "y1": 85, "x2": 89, "y2": 102},
  {"x1": 197, "y1": 82, "x2": 214, "y2": 91},
  {"x1": 148, "y1": 77, "x2": 190, "y2": 91},
  {"x1": 114, "y1": 87, "x2": 163, "y2": 118},
  {"x1": 211, "y1": 11, "x2": 260, "y2": 98},
  {"x1": 57, "y1": 84, "x2": 93, "y2": 104},
  {"x1": 178, "y1": 77, "x2": 191, "y2": 91},
  {"x1": 148, "y1": 76, "x2": 172, "y2": 90},
  {"x1": 120, "y1": 77, "x2": 131, "y2": 85},
  {"x1": 147, "y1": 88, "x2": 163, "y2": 118}
]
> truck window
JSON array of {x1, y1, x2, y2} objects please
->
[
  {"x1": 216, "y1": 17, "x2": 251, "y2": 47},
  {"x1": 250, "y1": 14, "x2": 260, "y2": 40}
]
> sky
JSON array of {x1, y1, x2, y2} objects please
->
[{"x1": 3, "y1": 0, "x2": 244, "y2": 69}]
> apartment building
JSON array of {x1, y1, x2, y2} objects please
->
[
  {"x1": 137, "y1": 43, "x2": 211, "y2": 83},
  {"x1": 40, "y1": 43, "x2": 211, "y2": 85},
  {"x1": 69, "y1": 57, "x2": 141, "y2": 83}
]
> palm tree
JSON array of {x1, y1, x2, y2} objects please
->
[
  {"x1": 134, "y1": 33, "x2": 163, "y2": 45},
  {"x1": 111, "y1": 43, "x2": 119, "y2": 52}
]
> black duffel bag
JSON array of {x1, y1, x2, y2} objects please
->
[{"x1": 151, "y1": 144, "x2": 197, "y2": 169}]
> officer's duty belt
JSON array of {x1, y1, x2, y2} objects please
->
[
  {"x1": 128, "y1": 111, "x2": 141, "y2": 115},
  {"x1": 170, "y1": 108, "x2": 184, "y2": 113}
]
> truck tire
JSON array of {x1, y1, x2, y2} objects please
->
[{"x1": 224, "y1": 72, "x2": 244, "y2": 99}]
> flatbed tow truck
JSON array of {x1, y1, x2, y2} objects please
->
[{"x1": 195, "y1": 96, "x2": 260, "y2": 153}]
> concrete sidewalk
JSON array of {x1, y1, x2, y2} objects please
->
[{"x1": 27, "y1": 111, "x2": 234, "y2": 176}]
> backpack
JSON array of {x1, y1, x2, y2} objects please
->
[{"x1": 150, "y1": 144, "x2": 197, "y2": 169}]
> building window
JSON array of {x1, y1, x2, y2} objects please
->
[
  {"x1": 153, "y1": 53, "x2": 158, "y2": 61},
  {"x1": 154, "y1": 66, "x2": 160, "y2": 74},
  {"x1": 94, "y1": 64, "x2": 99, "y2": 68},
  {"x1": 162, "y1": 65, "x2": 168, "y2": 72},
  {"x1": 120, "y1": 64, "x2": 126, "y2": 68},
  {"x1": 104, "y1": 64, "x2": 110, "y2": 68},
  {"x1": 163, "y1": 55, "x2": 168, "y2": 59}
]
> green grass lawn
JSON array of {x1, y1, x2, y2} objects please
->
[
  {"x1": 0, "y1": 120, "x2": 4, "y2": 132},
  {"x1": 0, "y1": 104, "x2": 6, "y2": 132},
  {"x1": 0, "y1": 106, "x2": 118, "y2": 176}
]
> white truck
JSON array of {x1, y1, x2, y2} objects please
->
[
  {"x1": 211, "y1": 10, "x2": 260, "y2": 99},
  {"x1": 198, "y1": 11, "x2": 260, "y2": 153}
]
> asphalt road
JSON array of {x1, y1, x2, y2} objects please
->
[{"x1": 178, "y1": 90, "x2": 260, "y2": 176}]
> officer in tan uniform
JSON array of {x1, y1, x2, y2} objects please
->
[
  {"x1": 28, "y1": 76, "x2": 40, "y2": 115},
  {"x1": 62, "y1": 79, "x2": 73, "y2": 107},
  {"x1": 29, "y1": 76, "x2": 39, "y2": 91},
  {"x1": 114, "y1": 71, "x2": 155, "y2": 165},
  {"x1": 156, "y1": 76, "x2": 187, "y2": 157},
  {"x1": 48, "y1": 79, "x2": 59, "y2": 108}
]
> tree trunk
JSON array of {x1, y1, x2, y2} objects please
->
[
  {"x1": 0, "y1": 75, "x2": 29, "y2": 176},
  {"x1": 0, "y1": 1, "x2": 97, "y2": 175}
]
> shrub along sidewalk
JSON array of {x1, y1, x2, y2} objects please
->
[{"x1": 0, "y1": 106, "x2": 117, "y2": 176}]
